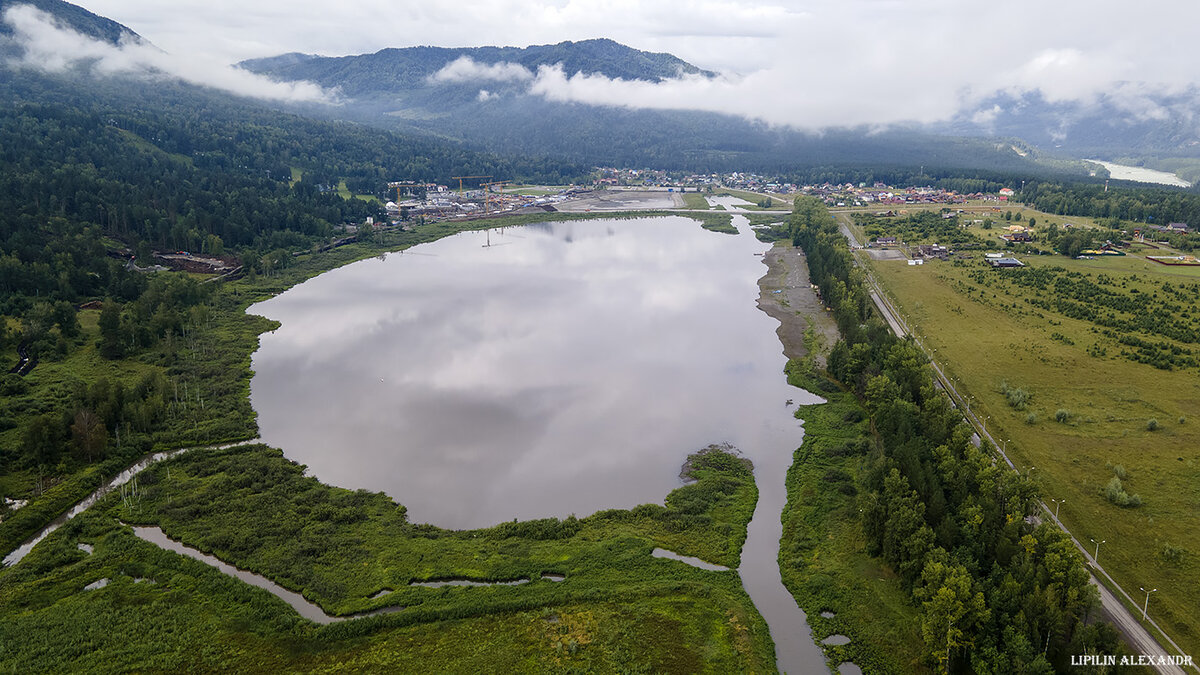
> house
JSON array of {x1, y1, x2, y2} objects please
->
[
  {"x1": 915, "y1": 244, "x2": 949, "y2": 260},
  {"x1": 874, "y1": 236, "x2": 898, "y2": 247},
  {"x1": 1003, "y1": 232, "x2": 1033, "y2": 243},
  {"x1": 989, "y1": 257, "x2": 1025, "y2": 268},
  {"x1": 1167, "y1": 222, "x2": 1189, "y2": 232}
]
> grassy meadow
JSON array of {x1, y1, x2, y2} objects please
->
[
  {"x1": 860, "y1": 207, "x2": 1200, "y2": 657},
  {"x1": 680, "y1": 192, "x2": 712, "y2": 209},
  {"x1": 0, "y1": 442, "x2": 771, "y2": 672}
]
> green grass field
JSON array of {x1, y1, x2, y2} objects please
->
[
  {"x1": 335, "y1": 180, "x2": 380, "y2": 204},
  {"x1": 0, "y1": 442, "x2": 775, "y2": 673},
  {"x1": 680, "y1": 192, "x2": 711, "y2": 209},
  {"x1": 862, "y1": 220, "x2": 1200, "y2": 657}
]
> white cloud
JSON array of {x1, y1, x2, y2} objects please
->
[
  {"x1": 1, "y1": 4, "x2": 335, "y2": 104},
  {"x1": 477, "y1": 89, "x2": 497, "y2": 101},
  {"x1": 524, "y1": 63, "x2": 956, "y2": 129},
  {"x1": 41, "y1": 0, "x2": 1200, "y2": 131},
  {"x1": 971, "y1": 105, "x2": 1003, "y2": 129},
  {"x1": 429, "y1": 56, "x2": 533, "y2": 84}
]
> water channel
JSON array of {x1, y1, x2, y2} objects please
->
[
  {"x1": 245, "y1": 215, "x2": 826, "y2": 672},
  {"x1": 2, "y1": 440, "x2": 257, "y2": 568},
  {"x1": 130, "y1": 525, "x2": 400, "y2": 624}
]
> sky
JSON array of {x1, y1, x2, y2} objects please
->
[{"x1": 6, "y1": 0, "x2": 1200, "y2": 130}]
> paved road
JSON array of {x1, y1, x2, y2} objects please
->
[{"x1": 834, "y1": 212, "x2": 1194, "y2": 674}]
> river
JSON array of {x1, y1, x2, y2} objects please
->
[
  {"x1": 1086, "y1": 159, "x2": 1191, "y2": 188},
  {"x1": 247, "y1": 215, "x2": 826, "y2": 672}
]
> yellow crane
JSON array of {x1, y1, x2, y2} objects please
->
[
  {"x1": 450, "y1": 175, "x2": 492, "y2": 198},
  {"x1": 387, "y1": 180, "x2": 418, "y2": 203},
  {"x1": 482, "y1": 180, "x2": 509, "y2": 215}
]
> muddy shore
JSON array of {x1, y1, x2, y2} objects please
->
[{"x1": 755, "y1": 242, "x2": 840, "y2": 366}]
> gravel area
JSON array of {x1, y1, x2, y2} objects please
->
[{"x1": 756, "y1": 242, "x2": 840, "y2": 366}]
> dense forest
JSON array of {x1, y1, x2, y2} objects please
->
[
  {"x1": 0, "y1": 69, "x2": 584, "y2": 499},
  {"x1": 786, "y1": 197, "x2": 1126, "y2": 672},
  {"x1": 1020, "y1": 181, "x2": 1200, "y2": 251},
  {"x1": 0, "y1": 69, "x2": 583, "y2": 312}
]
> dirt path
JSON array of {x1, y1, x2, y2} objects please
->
[{"x1": 756, "y1": 242, "x2": 840, "y2": 366}]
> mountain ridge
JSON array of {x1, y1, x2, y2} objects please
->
[
  {"x1": 0, "y1": 0, "x2": 142, "y2": 45},
  {"x1": 240, "y1": 38, "x2": 715, "y2": 96}
]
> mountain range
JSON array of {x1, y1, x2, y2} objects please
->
[
  {"x1": 4, "y1": 0, "x2": 1199, "y2": 184},
  {"x1": 237, "y1": 40, "x2": 1048, "y2": 174}
]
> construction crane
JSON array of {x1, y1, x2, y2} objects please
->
[
  {"x1": 450, "y1": 175, "x2": 492, "y2": 198},
  {"x1": 387, "y1": 181, "x2": 409, "y2": 204},
  {"x1": 482, "y1": 180, "x2": 509, "y2": 215}
]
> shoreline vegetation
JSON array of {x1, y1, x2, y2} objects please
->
[
  {"x1": 756, "y1": 235, "x2": 927, "y2": 672},
  {"x1": 773, "y1": 197, "x2": 1132, "y2": 673},
  {"x1": 0, "y1": 211, "x2": 778, "y2": 673}
]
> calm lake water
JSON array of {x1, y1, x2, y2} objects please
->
[
  {"x1": 248, "y1": 215, "x2": 827, "y2": 672},
  {"x1": 1086, "y1": 159, "x2": 1191, "y2": 188}
]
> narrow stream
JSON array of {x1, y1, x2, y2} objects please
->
[
  {"x1": 651, "y1": 547, "x2": 730, "y2": 572},
  {"x1": 130, "y1": 525, "x2": 400, "y2": 624},
  {"x1": 735, "y1": 414, "x2": 827, "y2": 675},
  {"x1": 2, "y1": 440, "x2": 257, "y2": 568}
]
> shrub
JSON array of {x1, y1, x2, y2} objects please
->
[
  {"x1": 1160, "y1": 543, "x2": 1186, "y2": 564},
  {"x1": 1110, "y1": 464, "x2": 1127, "y2": 480},
  {"x1": 1104, "y1": 477, "x2": 1142, "y2": 508},
  {"x1": 1146, "y1": 418, "x2": 1159, "y2": 431},
  {"x1": 1025, "y1": 413, "x2": 1037, "y2": 425},
  {"x1": 1179, "y1": 416, "x2": 1187, "y2": 425},
  {"x1": 0, "y1": 374, "x2": 29, "y2": 396},
  {"x1": 1055, "y1": 409, "x2": 1072, "y2": 423},
  {"x1": 1000, "y1": 381, "x2": 1030, "y2": 410}
]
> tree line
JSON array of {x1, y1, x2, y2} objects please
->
[
  {"x1": 1020, "y1": 181, "x2": 1200, "y2": 252},
  {"x1": 788, "y1": 196, "x2": 1125, "y2": 672}
]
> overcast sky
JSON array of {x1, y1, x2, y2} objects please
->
[{"x1": 10, "y1": 1, "x2": 1200, "y2": 129}]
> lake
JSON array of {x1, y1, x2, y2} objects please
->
[{"x1": 248, "y1": 215, "x2": 827, "y2": 672}]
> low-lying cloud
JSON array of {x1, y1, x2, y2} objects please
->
[
  {"x1": 427, "y1": 52, "x2": 1198, "y2": 134},
  {"x1": 429, "y1": 56, "x2": 533, "y2": 84},
  {"x1": 405, "y1": 1, "x2": 1200, "y2": 133},
  {"x1": 2, "y1": 5, "x2": 334, "y2": 104},
  {"x1": 33, "y1": 0, "x2": 1200, "y2": 134}
]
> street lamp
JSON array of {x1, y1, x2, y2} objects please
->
[
  {"x1": 1090, "y1": 538, "x2": 1106, "y2": 564},
  {"x1": 1140, "y1": 587, "x2": 1158, "y2": 621},
  {"x1": 1050, "y1": 498, "x2": 1064, "y2": 519}
]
